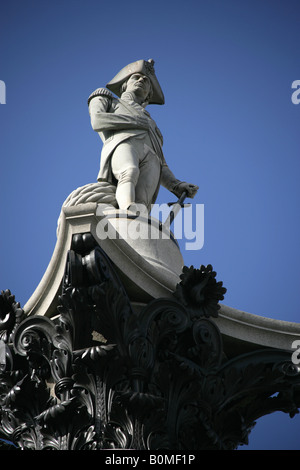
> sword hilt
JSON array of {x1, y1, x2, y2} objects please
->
[
  {"x1": 164, "y1": 191, "x2": 190, "y2": 228},
  {"x1": 167, "y1": 190, "x2": 188, "y2": 207}
]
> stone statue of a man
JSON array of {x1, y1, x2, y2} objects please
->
[{"x1": 88, "y1": 59, "x2": 198, "y2": 211}]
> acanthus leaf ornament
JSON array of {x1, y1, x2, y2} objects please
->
[{"x1": 173, "y1": 264, "x2": 227, "y2": 318}]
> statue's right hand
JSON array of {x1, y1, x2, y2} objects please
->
[{"x1": 172, "y1": 182, "x2": 199, "y2": 199}]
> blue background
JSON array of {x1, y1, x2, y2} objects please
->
[{"x1": 0, "y1": 0, "x2": 299, "y2": 449}]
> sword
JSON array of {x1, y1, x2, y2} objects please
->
[{"x1": 163, "y1": 191, "x2": 190, "y2": 229}]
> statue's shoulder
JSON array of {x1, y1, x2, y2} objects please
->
[{"x1": 87, "y1": 88, "x2": 113, "y2": 105}]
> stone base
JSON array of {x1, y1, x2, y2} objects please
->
[{"x1": 23, "y1": 202, "x2": 300, "y2": 358}]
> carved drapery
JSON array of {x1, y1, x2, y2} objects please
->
[{"x1": 0, "y1": 233, "x2": 299, "y2": 450}]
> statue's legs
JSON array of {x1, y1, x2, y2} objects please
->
[
  {"x1": 111, "y1": 140, "x2": 161, "y2": 210},
  {"x1": 135, "y1": 144, "x2": 160, "y2": 209}
]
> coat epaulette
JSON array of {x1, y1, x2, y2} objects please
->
[{"x1": 87, "y1": 88, "x2": 113, "y2": 105}]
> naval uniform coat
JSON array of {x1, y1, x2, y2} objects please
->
[{"x1": 88, "y1": 88, "x2": 180, "y2": 202}]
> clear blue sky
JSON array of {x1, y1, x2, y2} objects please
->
[{"x1": 0, "y1": 0, "x2": 299, "y2": 450}]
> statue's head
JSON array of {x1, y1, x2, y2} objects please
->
[
  {"x1": 106, "y1": 59, "x2": 164, "y2": 105},
  {"x1": 120, "y1": 73, "x2": 153, "y2": 105}
]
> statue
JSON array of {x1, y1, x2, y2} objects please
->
[{"x1": 88, "y1": 59, "x2": 198, "y2": 211}]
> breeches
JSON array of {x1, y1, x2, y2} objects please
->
[{"x1": 111, "y1": 138, "x2": 161, "y2": 210}]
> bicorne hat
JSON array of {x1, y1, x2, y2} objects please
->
[{"x1": 106, "y1": 59, "x2": 165, "y2": 105}]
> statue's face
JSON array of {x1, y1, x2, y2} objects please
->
[{"x1": 125, "y1": 73, "x2": 151, "y2": 101}]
